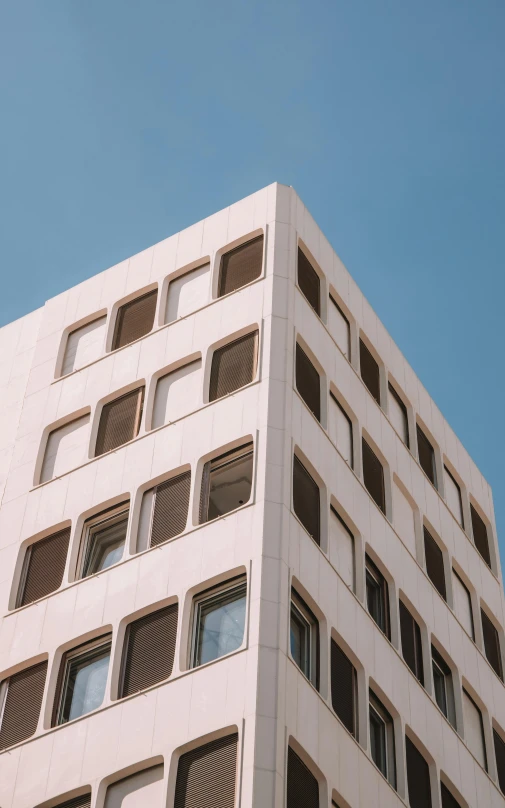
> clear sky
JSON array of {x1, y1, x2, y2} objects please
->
[{"x1": 1, "y1": 1, "x2": 504, "y2": 561}]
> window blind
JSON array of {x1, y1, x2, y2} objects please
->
[
  {"x1": 120, "y1": 603, "x2": 178, "y2": 697},
  {"x1": 481, "y1": 609, "x2": 503, "y2": 680},
  {"x1": 0, "y1": 661, "x2": 47, "y2": 749},
  {"x1": 362, "y1": 439, "x2": 385, "y2": 514},
  {"x1": 406, "y1": 736, "x2": 432, "y2": 808},
  {"x1": 95, "y1": 387, "x2": 144, "y2": 456},
  {"x1": 287, "y1": 747, "x2": 319, "y2": 808},
  {"x1": 209, "y1": 331, "x2": 258, "y2": 402},
  {"x1": 471, "y1": 504, "x2": 491, "y2": 567},
  {"x1": 423, "y1": 528, "x2": 446, "y2": 600},
  {"x1": 17, "y1": 527, "x2": 71, "y2": 607},
  {"x1": 399, "y1": 601, "x2": 424, "y2": 684},
  {"x1": 359, "y1": 340, "x2": 380, "y2": 404},
  {"x1": 149, "y1": 471, "x2": 191, "y2": 547},
  {"x1": 293, "y1": 456, "x2": 320, "y2": 544},
  {"x1": 331, "y1": 639, "x2": 356, "y2": 736},
  {"x1": 296, "y1": 344, "x2": 321, "y2": 421},
  {"x1": 218, "y1": 236, "x2": 263, "y2": 297},
  {"x1": 174, "y1": 732, "x2": 238, "y2": 808},
  {"x1": 297, "y1": 249, "x2": 320, "y2": 316},
  {"x1": 112, "y1": 290, "x2": 157, "y2": 350}
]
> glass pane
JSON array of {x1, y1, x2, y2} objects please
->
[
  {"x1": 83, "y1": 516, "x2": 128, "y2": 577},
  {"x1": 370, "y1": 708, "x2": 387, "y2": 777},
  {"x1": 196, "y1": 587, "x2": 246, "y2": 666},
  {"x1": 433, "y1": 664, "x2": 448, "y2": 717},
  {"x1": 290, "y1": 608, "x2": 309, "y2": 676},
  {"x1": 208, "y1": 452, "x2": 253, "y2": 519},
  {"x1": 62, "y1": 645, "x2": 110, "y2": 722},
  {"x1": 367, "y1": 572, "x2": 384, "y2": 632}
]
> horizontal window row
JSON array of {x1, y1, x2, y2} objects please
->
[
  {"x1": 1, "y1": 572, "x2": 247, "y2": 750},
  {"x1": 288, "y1": 584, "x2": 505, "y2": 802},
  {"x1": 291, "y1": 449, "x2": 504, "y2": 683},
  {"x1": 32, "y1": 729, "x2": 239, "y2": 808},
  {"x1": 295, "y1": 253, "x2": 496, "y2": 574},
  {"x1": 14, "y1": 439, "x2": 254, "y2": 609},
  {"x1": 38, "y1": 327, "x2": 259, "y2": 484},
  {"x1": 57, "y1": 233, "x2": 265, "y2": 377}
]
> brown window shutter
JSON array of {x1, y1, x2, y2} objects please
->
[
  {"x1": 95, "y1": 387, "x2": 144, "y2": 456},
  {"x1": 440, "y1": 783, "x2": 461, "y2": 808},
  {"x1": 209, "y1": 330, "x2": 258, "y2": 402},
  {"x1": 297, "y1": 249, "x2": 320, "y2": 316},
  {"x1": 416, "y1": 426, "x2": 437, "y2": 487},
  {"x1": 18, "y1": 527, "x2": 71, "y2": 607},
  {"x1": 481, "y1": 610, "x2": 503, "y2": 679},
  {"x1": 112, "y1": 290, "x2": 157, "y2": 350},
  {"x1": 359, "y1": 340, "x2": 380, "y2": 404},
  {"x1": 293, "y1": 455, "x2": 320, "y2": 545},
  {"x1": 362, "y1": 439, "x2": 385, "y2": 514},
  {"x1": 471, "y1": 504, "x2": 491, "y2": 567},
  {"x1": 296, "y1": 344, "x2": 321, "y2": 421},
  {"x1": 406, "y1": 736, "x2": 432, "y2": 808},
  {"x1": 218, "y1": 236, "x2": 263, "y2": 297},
  {"x1": 54, "y1": 794, "x2": 92, "y2": 808},
  {"x1": 174, "y1": 732, "x2": 238, "y2": 808},
  {"x1": 400, "y1": 601, "x2": 424, "y2": 685},
  {"x1": 331, "y1": 639, "x2": 357, "y2": 736},
  {"x1": 150, "y1": 471, "x2": 191, "y2": 547},
  {"x1": 494, "y1": 729, "x2": 505, "y2": 794},
  {"x1": 423, "y1": 528, "x2": 446, "y2": 600},
  {"x1": 287, "y1": 747, "x2": 319, "y2": 808},
  {"x1": 0, "y1": 661, "x2": 47, "y2": 749},
  {"x1": 120, "y1": 603, "x2": 178, "y2": 698}
]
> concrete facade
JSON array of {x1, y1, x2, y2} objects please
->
[{"x1": 0, "y1": 183, "x2": 504, "y2": 808}]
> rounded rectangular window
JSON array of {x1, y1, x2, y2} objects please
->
[
  {"x1": 199, "y1": 443, "x2": 253, "y2": 523},
  {"x1": 53, "y1": 636, "x2": 111, "y2": 725},
  {"x1": 78, "y1": 503, "x2": 129, "y2": 579},
  {"x1": 191, "y1": 578, "x2": 247, "y2": 668}
]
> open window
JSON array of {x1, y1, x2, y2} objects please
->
[
  {"x1": 77, "y1": 503, "x2": 129, "y2": 579},
  {"x1": 112, "y1": 289, "x2": 157, "y2": 350},
  {"x1": 53, "y1": 635, "x2": 111, "y2": 725},
  {"x1": 95, "y1": 386, "x2": 144, "y2": 456},
  {"x1": 199, "y1": 442, "x2": 253, "y2": 523},
  {"x1": 290, "y1": 590, "x2": 319, "y2": 689},
  {"x1": 369, "y1": 691, "x2": 396, "y2": 788},
  {"x1": 218, "y1": 235, "x2": 263, "y2": 297},
  {"x1": 191, "y1": 577, "x2": 247, "y2": 668}
]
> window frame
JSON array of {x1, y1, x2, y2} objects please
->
[
  {"x1": 76, "y1": 502, "x2": 129, "y2": 580},
  {"x1": 111, "y1": 288, "x2": 158, "y2": 352},
  {"x1": 328, "y1": 292, "x2": 351, "y2": 360},
  {"x1": 190, "y1": 576, "x2": 247, "y2": 669},
  {"x1": 388, "y1": 382, "x2": 410, "y2": 448},
  {"x1": 290, "y1": 590, "x2": 319, "y2": 688},
  {"x1": 329, "y1": 392, "x2": 354, "y2": 469},
  {"x1": 199, "y1": 442, "x2": 254, "y2": 524},
  {"x1": 359, "y1": 338, "x2": 381, "y2": 405},
  {"x1": 369, "y1": 691, "x2": 396, "y2": 789},
  {"x1": 416, "y1": 424, "x2": 438, "y2": 488},
  {"x1": 365, "y1": 555, "x2": 391, "y2": 640},
  {"x1": 431, "y1": 646, "x2": 456, "y2": 728},
  {"x1": 94, "y1": 385, "x2": 145, "y2": 458},
  {"x1": 54, "y1": 635, "x2": 112, "y2": 726}
]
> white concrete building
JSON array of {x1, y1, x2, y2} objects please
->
[{"x1": 0, "y1": 183, "x2": 504, "y2": 808}]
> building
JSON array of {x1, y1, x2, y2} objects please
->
[{"x1": 0, "y1": 183, "x2": 504, "y2": 808}]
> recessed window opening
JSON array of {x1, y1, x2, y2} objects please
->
[
  {"x1": 329, "y1": 294, "x2": 350, "y2": 360},
  {"x1": 462, "y1": 689, "x2": 487, "y2": 770},
  {"x1": 405, "y1": 736, "x2": 432, "y2": 808},
  {"x1": 366, "y1": 555, "x2": 390, "y2": 639},
  {"x1": 175, "y1": 733, "x2": 238, "y2": 808},
  {"x1": 54, "y1": 635, "x2": 111, "y2": 725},
  {"x1": 287, "y1": 746, "x2": 319, "y2": 808},
  {"x1": 331, "y1": 639, "x2": 358, "y2": 738},
  {"x1": 78, "y1": 502, "x2": 129, "y2": 579},
  {"x1": 452, "y1": 570, "x2": 474, "y2": 640},
  {"x1": 440, "y1": 782, "x2": 462, "y2": 808},
  {"x1": 444, "y1": 466, "x2": 464, "y2": 528},
  {"x1": 218, "y1": 235, "x2": 263, "y2": 297},
  {"x1": 362, "y1": 438, "x2": 386, "y2": 514},
  {"x1": 424, "y1": 527, "x2": 446, "y2": 601},
  {"x1": 210, "y1": 330, "x2": 259, "y2": 402},
  {"x1": 199, "y1": 442, "x2": 253, "y2": 523},
  {"x1": 16, "y1": 527, "x2": 71, "y2": 608},
  {"x1": 329, "y1": 506, "x2": 355, "y2": 592},
  {"x1": 493, "y1": 728, "x2": 505, "y2": 795},
  {"x1": 417, "y1": 425, "x2": 437, "y2": 488},
  {"x1": 0, "y1": 661, "x2": 47, "y2": 750},
  {"x1": 296, "y1": 343, "x2": 321, "y2": 421},
  {"x1": 359, "y1": 339, "x2": 381, "y2": 404},
  {"x1": 292, "y1": 455, "x2": 320, "y2": 544},
  {"x1": 297, "y1": 248, "x2": 321, "y2": 316},
  {"x1": 119, "y1": 604, "x2": 178, "y2": 697},
  {"x1": 388, "y1": 383, "x2": 409, "y2": 447},
  {"x1": 481, "y1": 608, "x2": 503, "y2": 680},
  {"x1": 112, "y1": 289, "x2": 157, "y2": 350},
  {"x1": 431, "y1": 646, "x2": 456, "y2": 728},
  {"x1": 95, "y1": 386, "x2": 144, "y2": 457},
  {"x1": 369, "y1": 691, "x2": 396, "y2": 788},
  {"x1": 290, "y1": 590, "x2": 319, "y2": 688},
  {"x1": 329, "y1": 394, "x2": 353, "y2": 467},
  {"x1": 470, "y1": 503, "x2": 492, "y2": 568},
  {"x1": 191, "y1": 577, "x2": 247, "y2": 668},
  {"x1": 399, "y1": 601, "x2": 424, "y2": 685}
]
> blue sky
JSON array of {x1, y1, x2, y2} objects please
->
[{"x1": 1, "y1": 1, "x2": 504, "y2": 560}]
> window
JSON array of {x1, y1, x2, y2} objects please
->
[
  {"x1": 287, "y1": 747, "x2": 319, "y2": 808},
  {"x1": 416, "y1": 425, "x2": 437, "y2": 487},
  {"x1": 61, "y1": 315, "x2": 106, "y2": 376},
  {"x1": 152, "y1": 359, "x2": 202, "y2": 428},
  {"x1": 53, "y1": 635, "x2": 111, "y2": 725},
  {"x1": 444, "y1": 467, "x2": 464, "y2": 527},
  {"x1": 119, "y1": 604, "x2": 178, "y2": 697},
  {"x1": 297, "y1": 248, "x2": 320, "y2": 316},
  {"x1": 210, "y1": 330, "x2": 258, "y2": 402},
  {"x1": 112, "y1": 289, "x2": 157, "y2": 350},
  {"x1": 369, "y1": 692, "x2": 396, "y2": 788},
  {"x1": 329, "y1": 507, "x2": 355, "y2": 591},
  {"x1": 440, "y1": 783, "x2": 462, "y2": 808},
  {"x1": 362, "y1": 439, "x2": 386, "y2": 514},
  {"x1": 40, "y1": 414, "x2": 90, "y2": 483},
  {"x1": 481, "y1": 609, "x2": 503, "y2": 680},
  {"x1": 329, "y1": 394, "x2": 353, "y2": 467},
  {"x1": 452, "y1": 570, "x2": 474, "y2": 640},
  {"x1": 174, "y1": 733, "x2": 238, "y2": 808},
  {"x1": 292, "y1": 455, "x2": 320, "y2": 544},
  {"x1": 77, "y1": 503, "x2": 128, "y2": 579},
  {"x1": 470, "y1": 503, "x2": 491, "y2": 567},
  {"x1": 331, "y1": 639, "x2": 357, "y2": 737},
  {"x1": 139, "y1": 470, "x2": 191, "y2": 550},
  {"x1": 290, "y1": 591, "x2": 319, "y2": 687},
  {"x1": 399, "y1": 601, "x2": 424, "y2": 685},
  {"x1": 191, "y1": 578, "x2": 246, "y2": 668},
  {"x1": 388, "y1": 383, "x2": 409, "y2": 447},
  {"x1": 95, "y1": 387, "x2": 144, "y2": 456},
  {"x1": 165, "y1": 262, "x2": 210, "y2": 323},
  {"x1": 393, "y1": 481, "x2": 417, "y2": 556},
  {"x1": 493, "y1": 728, "x2": 505, "y2": 795},
  {"x1": 105, "y1": 765, "x2": 164, "y2": 808},
  {"x1": 462, "y1": 689, "x2": 487, "y2": 770},
  {"x1": 0, "y1": 661, "x2": 47, "y2": 749},
  {"x1": 431, "y1": 647, "x2": 456, "y2": 727},
  {"x1": 366, "y1": 555, "x2": 390, "y2": 639},
  {"x1": 405, "y1": 736, "x2": 432, "y2": 808},
  {"x1": 16, "y1": 527, "x2": 71, "y2": 607},
  {"x1": 328, "y1": 294, "x2": 350, "y2": 359},
  {"x1": 218, "y1": 235, "x2": 263, "y2": 297},
  {"x1": 295, "y1": 343, "x2": 320, "y2": 421},
  {"x1": 359, "y1": 339, "x2": 380, "y2": 404},
  {"x1": 199, "y1": 442, "x2": 253, "y2": 523},
  {"x1": 423, "y1": 528, "x2": 446, "y2": 600}
]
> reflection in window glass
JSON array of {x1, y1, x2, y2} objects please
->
[
  {"x1": 57, "y1": 638, "x2": 111, "y2": 725},
  {"x1": 369, "y1": 692, "x2": 396, "y2": 788},
  {"x1": 200, "y1": 444, "x2": 253, "y2": 523},
  {"x1": 432, "y1": 646, "x2": 456, "y2": 728},
  {"x1": 79, "y1": 505, "x2": 129, "y2": 579},
  {"x1": 193, "y1": 581, "x2": 247, "y2": 667}
]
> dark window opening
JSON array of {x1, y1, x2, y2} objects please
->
[{"x1": 360, "y1": 339, "x2": 381, "y2": 404}]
